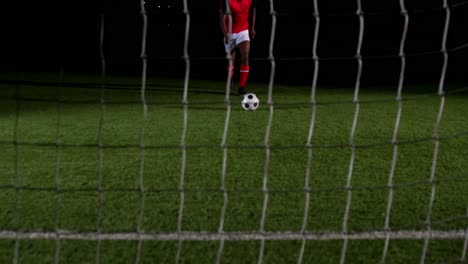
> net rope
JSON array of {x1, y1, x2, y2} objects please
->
[
  {"x1": 175, "y1": 0, "x2": 192, "y2": 262},
  {"x1": 381, "y1": 0, "x2": 409, "y2": 262},
  {"x1": 297, "y1": 0, "x2": 320, "y2": 262},
  {"x1": 421, "y1": 1, "x2": 451, "y2": 262}
]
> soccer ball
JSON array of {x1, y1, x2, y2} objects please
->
[{"x1": 242, "y1": 93, "x2": 260, "y2": 111}]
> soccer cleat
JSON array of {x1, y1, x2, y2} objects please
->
[{"x1": 238, "y1": 87, "x2": 246, "y2": 95}]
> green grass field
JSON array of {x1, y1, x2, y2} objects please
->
[{"x1": 0, "y1": 72, "x2": 467, "y2": 263}]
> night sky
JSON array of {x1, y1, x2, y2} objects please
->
[{"x1": 4, "y1": 0, "x2": 468, "y2": 86}]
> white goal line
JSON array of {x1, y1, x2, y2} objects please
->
[{"x1": 0, "y1": 230, "x2": 465, "y2": 241}]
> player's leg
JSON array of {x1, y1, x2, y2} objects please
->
[
  {"x1": 224, "y1": 35, "x2": 237, "y2": 90},
  {"x1": 237, "y1": 40, "x2": 250, "y2": 95},
  {"x1": 235, "y1": 30, "x2": 251, "y2": 95},
  {"x1": 225, "y1": 30, "x2": 250, "y2": 95},
  {"x1": 227, "y1": 50, "x2": 236, "y2": 83}
]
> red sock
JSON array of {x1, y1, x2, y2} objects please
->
[{"x1": 239, "y1": 65, "x2": 249, "y2": 88}]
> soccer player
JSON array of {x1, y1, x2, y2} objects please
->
[{"x1": 219, "y1": 0, "x2": 256, "y2": 95}]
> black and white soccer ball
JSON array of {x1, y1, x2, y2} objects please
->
[{"x1": 241, "y1": 93, "x2": 260, "y2": 111}]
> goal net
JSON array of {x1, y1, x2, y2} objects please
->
[{"x1": 0, "y1": 0, "x2": 467, "y2": 263}]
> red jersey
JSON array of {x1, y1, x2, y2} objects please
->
[{"x1": 220, "y1": 0, "x2": 255, "y2": 33}]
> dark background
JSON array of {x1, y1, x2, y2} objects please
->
[{"x1": 3, "y1": 0, "x2": 468, "y2": 87}]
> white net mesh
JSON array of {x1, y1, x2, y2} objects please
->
[{"x1": 1, "y1": 0, "x2": 467, "y2": 263}]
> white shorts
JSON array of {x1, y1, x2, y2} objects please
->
[{"x1": 224, "y1": 29, "x2": 250, "y2": 53}]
